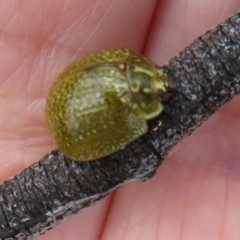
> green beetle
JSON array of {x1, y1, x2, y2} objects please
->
[{"x1": 46, "y1": 48, "x2": 174, "y2": 161}]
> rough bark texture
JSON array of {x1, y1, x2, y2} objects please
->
[{"x1": 1, "y1": 11, "x2": 240, "y2": 240}]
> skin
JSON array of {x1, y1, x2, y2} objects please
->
[{"x1": 1, "y1": 0, "x2": 240, "y2": 239}]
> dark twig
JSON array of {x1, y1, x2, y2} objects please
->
[{"x1": 1, "y1": 11, "x2": 240, "y2": 240}]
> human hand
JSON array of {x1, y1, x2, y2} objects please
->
[{"x1": 1, "y1": 1, "x2": 240, "y2": 239}]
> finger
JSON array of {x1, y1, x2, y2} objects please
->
[
  {"x1": 102, "y1": 1, "x2": 240, "y2": 240},
  {"x1": 0, "y1": 0, "x2": 157, "y2": 180},
  {"x1": 0, "y1": 1, "x2": 158, "y2": 240}
]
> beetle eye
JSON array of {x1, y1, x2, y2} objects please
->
[{"x1": 157, "y1": 89, "x2": 170, "y2": 102}]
